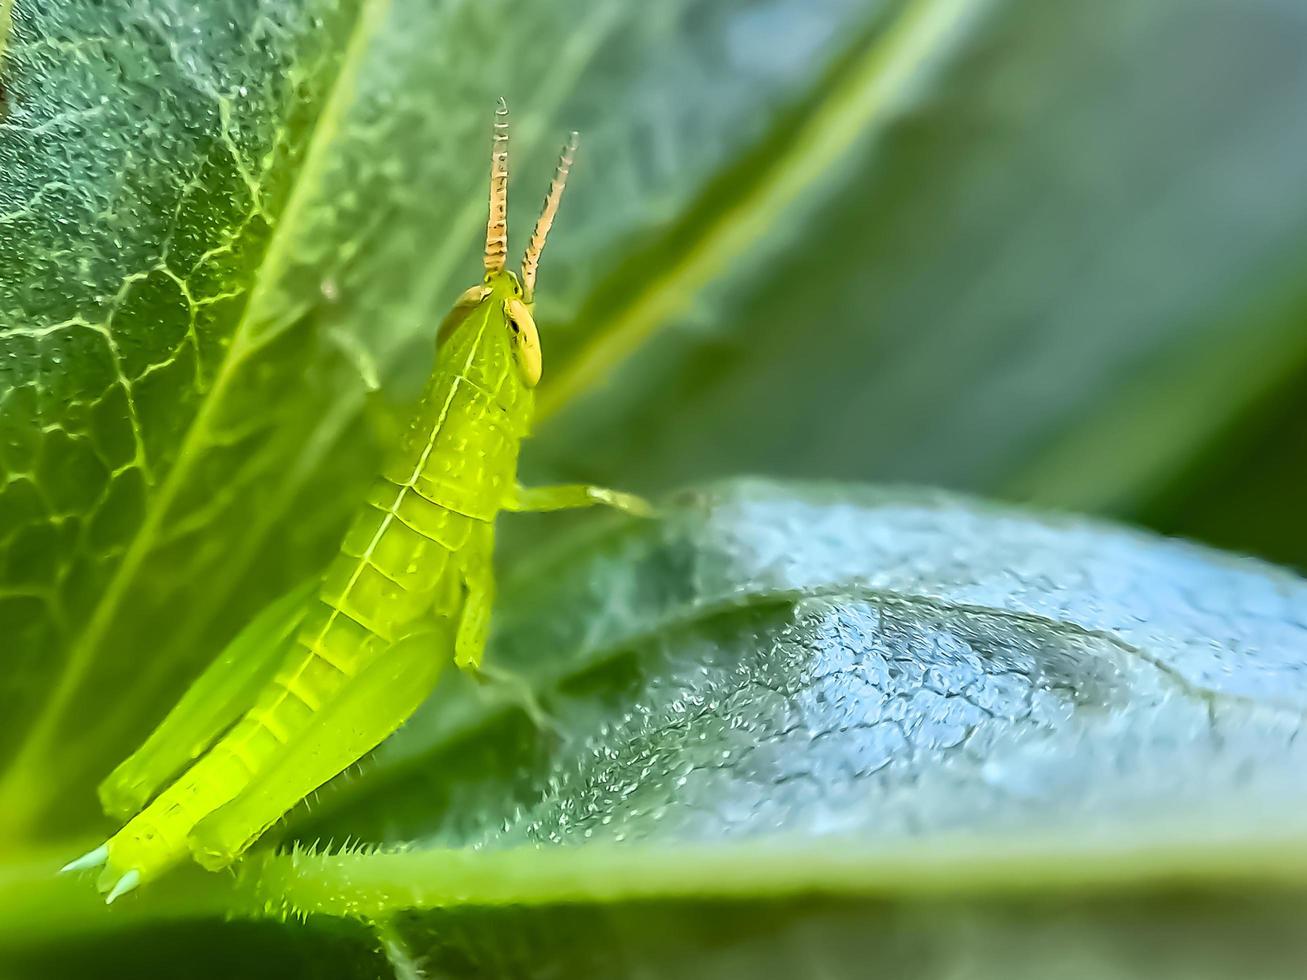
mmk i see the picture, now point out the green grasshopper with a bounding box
[61,100,650,903]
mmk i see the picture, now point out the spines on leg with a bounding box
[85,603,387,896]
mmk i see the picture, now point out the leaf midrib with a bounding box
[6,815,1305,944]
[240,820,1307,921]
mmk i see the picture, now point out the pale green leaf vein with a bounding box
[0,0,392,832]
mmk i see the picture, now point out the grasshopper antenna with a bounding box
[484,98,510,275]
[520,130,579,303]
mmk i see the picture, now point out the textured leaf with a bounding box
[256,480,1307,977]
[0,0,365,833]
[292,479,1307,838]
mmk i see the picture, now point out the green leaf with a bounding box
[0,0,371,833]
[9,479,1307,977]
[250,480,1307,978]
[290,479,1307,847]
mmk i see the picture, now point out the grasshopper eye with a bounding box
[504,298,541,387]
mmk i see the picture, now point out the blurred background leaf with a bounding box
[4,0,1307,973]
[529,0,1307,546]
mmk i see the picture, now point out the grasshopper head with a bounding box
[462,98,577,388]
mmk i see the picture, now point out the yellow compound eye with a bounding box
[504,298,542,387]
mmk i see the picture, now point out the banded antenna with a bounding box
[520,130,579,302]
[484,98,510,275]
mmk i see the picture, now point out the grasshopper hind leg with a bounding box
[188,624,452,870]
[64,620,451,900]
[97,582,313,820]
[60,584,313,901]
